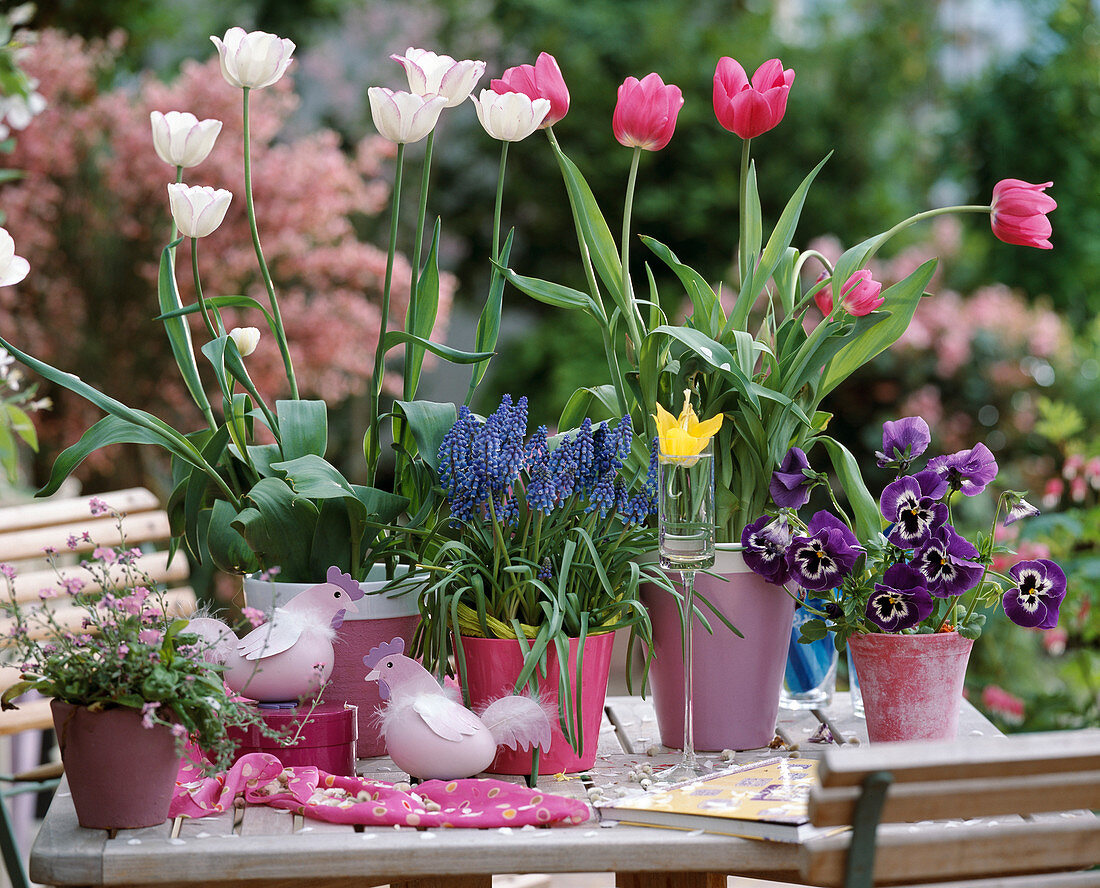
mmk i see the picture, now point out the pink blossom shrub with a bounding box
[1,30,453,488]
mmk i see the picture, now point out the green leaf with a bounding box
[467,230,514,400]
[232,477,318,581]
[640,237,723,338]
[653,325,761,414]
[0,424,16,484]
[184,425,231,560]
[158,243,212,419]
[206,498,260,576]
[4,403,36,449]
[382,330,494,365]
[743,159,763,281]
[500,267,601,316]
[817,435,882,542]
[393,400,457,474]
[818,258,937,398]
[404,218,442,399]
[558,385,619,433]
[276,399,327,461]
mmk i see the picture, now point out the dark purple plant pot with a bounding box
[51,700,180,830]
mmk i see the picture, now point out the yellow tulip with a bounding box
[654,389,723,462]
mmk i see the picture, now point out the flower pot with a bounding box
[51,700,180,830]
[641,545,795,750]
[456,631,615,774]
[847,631,974,743]
[243,565,421,757]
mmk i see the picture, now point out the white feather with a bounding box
[479,695,553,752]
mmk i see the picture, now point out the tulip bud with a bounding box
[990,179,1056,250]
[713,57,795,140]
[368,88,447,144]
[391,47,486,108]
[469,89,550,142]
[167,183,233,239]
[229,326,261,357]
[612,73,683,152]
[838,270,884,317]
[0,227,29,287]
[491,52,569,128]
[150,111,223,168]
[210,27,295,90]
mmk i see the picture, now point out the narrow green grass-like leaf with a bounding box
[467,230,513,400]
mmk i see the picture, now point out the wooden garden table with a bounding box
[29,693,1000,888]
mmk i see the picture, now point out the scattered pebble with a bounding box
[646,744,663,756]
[360,833,378,840]
[719,749,736,763]
[497,827,513,835]
[420,832,437,840]
[126,839,141,845]
[393,781,413,792]
[846,736,861,745]
[167,838,185,846]
[599,820,618,828]
[789,751,800,759]
[685,829,705,837]
[639,777,653,790]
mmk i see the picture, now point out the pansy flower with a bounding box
[768,447,813,509]
[927,443,998,496]
[912,525,984,597]
[865,563,934,631]
[1002,559,1067,629]
[741,516,792,585]
[876,416,931,470]
[880,470,948,549]
[1003,492,1041,527]
[785,511,861,592]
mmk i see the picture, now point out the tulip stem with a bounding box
[738,138,751,284]
[620,146,644,350]
[404,130,435,401]
[860,205,992,270]
[367,142,405,485]
[243,86,299,400]
[492,141,509,264]
[190,238,220,342]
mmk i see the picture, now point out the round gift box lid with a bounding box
[232,702,358,748]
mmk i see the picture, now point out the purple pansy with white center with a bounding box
[768,447,814,510]
[737,414,1066,654]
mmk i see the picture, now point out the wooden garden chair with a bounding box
[800,728,1100,887]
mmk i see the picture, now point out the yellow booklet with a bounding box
[598,756,819,842]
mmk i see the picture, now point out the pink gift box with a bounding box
[227,702,359,776]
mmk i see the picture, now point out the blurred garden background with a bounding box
[1,0,1098,733]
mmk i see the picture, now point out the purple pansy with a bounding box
[865,563,934,632]
[876,416,931,469]
[741,516,792,585]
[785,511,862,592]
[926,443,999,496]
[879,470,949,549]
[912,525,985,597]
[1003,560,1067,629]
[769,447,813,509]
[1003,494,1041,527]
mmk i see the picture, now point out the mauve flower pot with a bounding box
[457,632,615,774]
[847,631,974,743]
[51,700,180,830]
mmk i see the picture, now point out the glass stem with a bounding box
[680,567,697,771]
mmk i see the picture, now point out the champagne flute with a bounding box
[657,440,715,782]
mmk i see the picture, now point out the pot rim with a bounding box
[243,570,422,620]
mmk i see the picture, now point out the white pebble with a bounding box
[599,820,618,828]
[420,832,437,840]
[719,749,736,762]
[583,830,600,838]
[969,730,985,737]
[639,777,653,790]
[126,839,141,845]
[646,744,663,756]
[497,827,513,835]
[846,736,861,745]
[685,829,705,837]
[360,833,378,840]
[168,838,185,846]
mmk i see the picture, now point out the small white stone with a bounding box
[126,839,142,845]
[599,820,618,828]
[646,744,663,756]
[685,829,705,837]
[639,778,653,790]
[497,827,513,835]
[360,833,378,840]
[583,830,600,838]
[168,838,186,845]
[195,832,211,838]
[846,736,861,745]
[420,832,437,840]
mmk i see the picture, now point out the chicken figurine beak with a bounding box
[364,668,380,682]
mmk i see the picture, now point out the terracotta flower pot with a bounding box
[243,565,421,757]
[456,632,615,774]
[847,631,974,743]
[51,700,180,830]
[641,545,795,750]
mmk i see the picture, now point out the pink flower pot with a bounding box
[243,567,421,757]
[847,631,974,743]
[51,700,180,830]
[642,546,795,750]
[456,632,615,775]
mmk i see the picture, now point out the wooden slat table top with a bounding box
[30,694,1001,888]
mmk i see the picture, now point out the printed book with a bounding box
[597,756,822,842]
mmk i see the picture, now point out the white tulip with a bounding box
[150,111,223,168]
[210,27,295,90]
[469,90,550,142]
[367,88,447,144]
[167,184,233,239]
[0,227,29,287]
[390,47,486,108]
[229,326,261,357]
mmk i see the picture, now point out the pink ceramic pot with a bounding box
[51,700,180,830]
[847,631,974,743]
[243,566,421,757]
[457,632,615,775]
[642,545,795,751]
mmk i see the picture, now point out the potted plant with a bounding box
[493,53,1056,749]
[741,415,1067,742]
[407,394,665,776]
[0,502,272,829]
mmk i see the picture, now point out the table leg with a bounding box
[616,873,727,888]
[392,877,492,888]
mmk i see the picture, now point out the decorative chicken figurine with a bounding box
[187,566,361,705]
[364,637,552,781]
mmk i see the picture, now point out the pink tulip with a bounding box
[838,269,883,316]
[491,52,569,128]
[713,57,795,140]
[612,73,683,151]
[990,178,1056,250]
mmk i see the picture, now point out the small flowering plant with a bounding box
[741,416,1067,647]
[0,502,268,772]
[411,395,665,741]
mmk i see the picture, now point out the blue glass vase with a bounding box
[779,596,837,710]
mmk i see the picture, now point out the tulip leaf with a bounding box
[499,267,602,316]
[466,230,513,404]
[742,159,762,284]
[558,385,618,434]
[404,218,442,399]
[818,258,936,398]
[157,243,212,420]
[382,331,494,365]
[205,499,259,576]
[817,434,882,542]
[640,236,724,338]
[232,477,318,581]
[276,399,327,461]
[653,324,761,415]
[156,294,277,331]
[393,399,457,473]
[183,425,231,560]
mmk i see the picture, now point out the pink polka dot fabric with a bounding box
[171,748,590,828]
